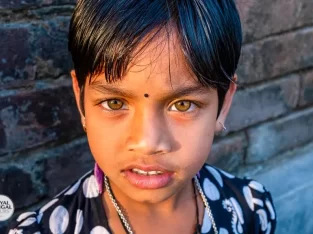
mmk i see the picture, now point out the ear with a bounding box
[215,74,237,133]
[71,70,85,125]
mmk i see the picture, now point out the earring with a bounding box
[94,163,104,194]
[219,122,227,131]
[82,117,86,132]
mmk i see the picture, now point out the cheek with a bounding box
[84,106,126,166]
[173,117,216,172]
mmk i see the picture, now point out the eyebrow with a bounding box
[89,82,211,100]
[90,82,137,99]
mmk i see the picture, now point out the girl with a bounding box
[7,0,276,233]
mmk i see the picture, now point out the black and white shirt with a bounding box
[6,164,276,234]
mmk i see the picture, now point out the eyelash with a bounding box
[95,99,128,112]
[95,99,202,113]
[168,101,200,113]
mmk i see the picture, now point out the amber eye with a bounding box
[173,101,191,112]
[106,99,124,110]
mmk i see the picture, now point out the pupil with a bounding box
[109,100,122,109]
[176,101,190,111]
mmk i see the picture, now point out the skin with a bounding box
[71,30,237,234]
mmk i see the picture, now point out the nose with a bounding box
[126,109,172,156]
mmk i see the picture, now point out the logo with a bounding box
[0,195,14,221]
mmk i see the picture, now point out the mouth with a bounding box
[122,165,174,189]
[130,168,164,176]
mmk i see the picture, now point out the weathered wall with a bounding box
[0,0,312,233]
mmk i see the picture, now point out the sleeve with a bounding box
[5,211,42,234]
[243,179,277,234]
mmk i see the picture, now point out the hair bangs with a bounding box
[69,0,172,87]
[175,0,242,90]
[68,0,242,115]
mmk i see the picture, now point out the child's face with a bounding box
[72,31,236,203]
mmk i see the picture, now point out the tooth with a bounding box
[131,168,164,176]
[132,168,148,175]
[148,171,164,175]
[147,171,158,175]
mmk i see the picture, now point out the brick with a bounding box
[0,119,6,150]
[246,107,313,163]
[0,0,36,9]
[226,74,300,132]
[0,0,76,9]
[42,138,93,197]
[208,133,247,173]
[46,0,76,4]
[237,0,313,42]
[237,27,313,84]
[29,17,72,79]
[0,25,35,83]
[0,166,40,208]
[0,79,83,155]
[299,69,313,106]
[0,18,73,84]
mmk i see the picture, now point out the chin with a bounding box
[124,186,180,204]
[110,175,185,204]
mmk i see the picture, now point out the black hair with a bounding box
[68,0,242,116]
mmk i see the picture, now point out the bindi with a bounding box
[144,93,149,98]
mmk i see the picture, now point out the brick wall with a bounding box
[1,0,312,233]
[211,0,313,172]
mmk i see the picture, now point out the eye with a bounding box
[101,99,127,110]
[169,100,196,112]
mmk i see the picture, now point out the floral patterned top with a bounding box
[6,164,276,234]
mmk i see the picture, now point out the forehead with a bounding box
[91,29,200,89]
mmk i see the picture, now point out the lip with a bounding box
[122,164,172,173]
[121,163,174,189]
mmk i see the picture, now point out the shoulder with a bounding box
[5,169,105,234]
[199,164,277,234]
